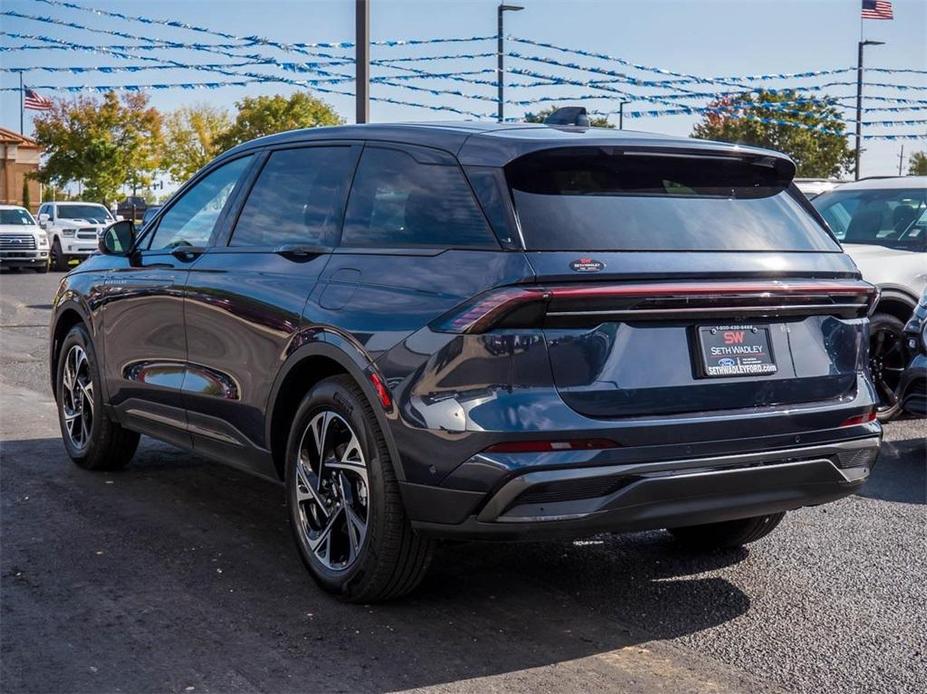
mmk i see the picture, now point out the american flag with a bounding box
[861,0,893,20]
[23,87,53,111]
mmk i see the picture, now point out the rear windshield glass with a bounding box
[505,148,839,252]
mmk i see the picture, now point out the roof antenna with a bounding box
[543,106,590,127]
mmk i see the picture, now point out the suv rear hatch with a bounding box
[496,145,873,418]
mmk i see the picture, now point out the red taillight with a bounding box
[840,410,877,427]
[485,438,620,453]
[433,286,548,333]
[368,371,392,410]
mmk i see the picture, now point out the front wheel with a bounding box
[51,239,69,272]
[286,375,433,602]
[668,512,785,550]
[56,324,139,470]
[34,260,49,273]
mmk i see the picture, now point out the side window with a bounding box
[231,146,357,247]
[148,155,252,250]
[341,147,496,249]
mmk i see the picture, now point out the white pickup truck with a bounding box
[37,201,116,271]
[0,205,50,272]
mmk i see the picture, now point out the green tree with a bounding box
[524,106,615,128]
[909,151,927,176]
[691,90,854,178]
[33,91,162,204]
[214,92,343,151]
[162,103,231,183]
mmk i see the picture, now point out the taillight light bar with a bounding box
[433,280,877,334]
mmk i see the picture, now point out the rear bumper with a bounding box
[407,436,880,540]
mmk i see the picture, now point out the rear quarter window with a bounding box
[341,147,497,249]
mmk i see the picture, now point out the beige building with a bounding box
[0,128,42,212]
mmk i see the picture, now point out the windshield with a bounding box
[505,148,838,252]
[0,208,36,226]
[812,187,927,252]
[56,204,113,224]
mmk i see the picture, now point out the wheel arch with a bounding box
[265,340,403,483]
[873,286,918,324]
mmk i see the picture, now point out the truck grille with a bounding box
[0,235,37,251]
[77,228,98,240]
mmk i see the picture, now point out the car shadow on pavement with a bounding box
[858,436,926,505]
[2,436,753,693]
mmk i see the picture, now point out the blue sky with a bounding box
[1,0,924,178]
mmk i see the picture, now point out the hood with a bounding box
[59,218,107,226]
[0,224,41,235]
[841,243,913,260]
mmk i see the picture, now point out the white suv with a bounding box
[0,205,49,272]
[37,201,115,271]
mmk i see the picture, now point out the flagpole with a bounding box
[19,72,24,135]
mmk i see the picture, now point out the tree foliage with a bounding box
[33,91,162,204]
[214,92,343,151]
[162,103,231,182]
[909,151,927,176]
[524,106,615,128]
[691,90,854,178]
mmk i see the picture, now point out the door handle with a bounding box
[170,245,207,260]
[275,244,331,258]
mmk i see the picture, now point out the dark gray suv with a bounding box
[49,123,881,601]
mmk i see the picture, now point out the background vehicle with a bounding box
[0,205,50,272]
[795,178,842,199]
[899,288,927,417]
[116,196,148,222]
[50,123,881,602]
[140,204,162,231]
[812,177,927,420]
[38,201,115,271]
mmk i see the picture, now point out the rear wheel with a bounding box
[286,375,433,602]
[868,313,907,422]
[668,512,785,550]
[56,324,139,470]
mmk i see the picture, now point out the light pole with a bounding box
[855,39,884,180]
[497,4,523,123]
[618,100,631,130]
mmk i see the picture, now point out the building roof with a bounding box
[0,127,40,148]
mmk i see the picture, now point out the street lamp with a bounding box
[855,39,884,180]
[618,100,631,129]
[497,4,524,123]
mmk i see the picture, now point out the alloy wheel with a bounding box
[294,410,370,572]
[869,324,906,412]
[61,345,94,450]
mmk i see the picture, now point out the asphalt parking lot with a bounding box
[1,268,925,694]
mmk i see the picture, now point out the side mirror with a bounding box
[38,213,49,226]
[99,220,136,256]
[115,215,125,222]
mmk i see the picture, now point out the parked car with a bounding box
[811,177,927,420]
[899,288,927,417]
[38,201,115,271]
[50,123,882,602]
[795,178,842,199]
[0,205,49,272]
[140,204,162,230]
[116,196,148,221]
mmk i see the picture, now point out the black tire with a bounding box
[868,313,907,422]
[56,323,140,470]
[285,374,433,602]
[34,260,49,273]
[668,512,785,550]
[51,239,69,272]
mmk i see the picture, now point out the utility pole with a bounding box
[19,72,24,135]
[898,144,905,175]
[497,4,523,123]
[356,0,370,124]
[855,39,884,180]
